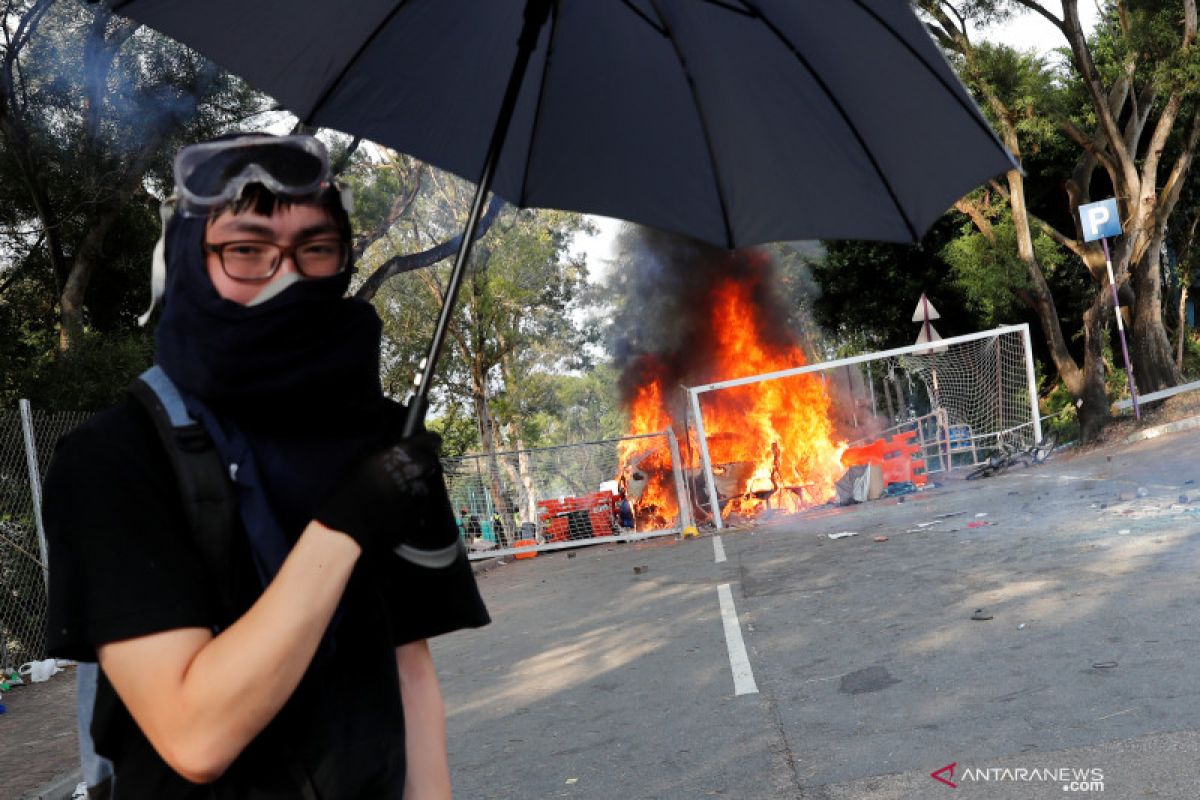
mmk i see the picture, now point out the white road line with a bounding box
[717,583,758,696]
[713,535,727,563]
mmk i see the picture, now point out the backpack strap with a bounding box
[129,366,239,618]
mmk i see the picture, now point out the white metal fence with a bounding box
[1,401,88,670]
[443,430,690,560]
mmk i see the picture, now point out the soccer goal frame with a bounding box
[685,323,1041,530]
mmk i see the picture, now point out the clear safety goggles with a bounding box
[172,135,332,216]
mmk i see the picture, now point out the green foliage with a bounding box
[810,216,980,348]
[1041,379,1080,442]
[519,367,626,446]
[357,162,597,452]
[1182,332,1200,380]
[427,405,481,458]
[16,329,154,410]
[0,1,270,408]
[940,211,1065,326]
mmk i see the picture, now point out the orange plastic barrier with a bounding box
[513,538,538,559]
[842,430,927,486]
[537,499,571,542]
[536,492,617,542]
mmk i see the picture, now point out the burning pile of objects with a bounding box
[612,231,851,527]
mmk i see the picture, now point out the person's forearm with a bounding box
[157,522,359,779]
[186,523,358,748]
[398,641,451,799]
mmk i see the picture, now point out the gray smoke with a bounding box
[606,226,799,414]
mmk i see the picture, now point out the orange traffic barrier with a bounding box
[513,538,538,559]
[842,430,927,486]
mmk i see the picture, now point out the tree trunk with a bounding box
[469,375,510,548]
[516,444,538,529]
[1128,244,1183,392]
[58,209,124,351]
[1078,295,1112,441]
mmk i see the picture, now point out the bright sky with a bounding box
[978,1,1101,50]
[570,4,1104,277]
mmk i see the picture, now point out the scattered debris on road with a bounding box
[971,608,993,620]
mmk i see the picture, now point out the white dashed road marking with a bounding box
[717,583,758,696]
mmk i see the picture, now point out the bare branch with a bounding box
[1057,0,1140,193]
[355,195,506,302]
[1009,0,1065,31]
[1058,116,1119,184]
[987,178,1088,258]
[953,197,995,242]
[1153,109,1200,240]
[330,135,362,177]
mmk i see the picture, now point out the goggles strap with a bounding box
[139,200,175,327]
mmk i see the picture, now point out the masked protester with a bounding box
[42,134,489,799]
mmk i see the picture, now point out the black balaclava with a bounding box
[154,208,392,586]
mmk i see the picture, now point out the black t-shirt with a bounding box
[44,398,489,799]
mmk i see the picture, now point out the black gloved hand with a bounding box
[316,433,462,564]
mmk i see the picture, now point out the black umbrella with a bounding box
[102,0,1017,435]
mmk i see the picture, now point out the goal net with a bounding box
[683,324,1040,529]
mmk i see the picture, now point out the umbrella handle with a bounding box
[402,0,553,437]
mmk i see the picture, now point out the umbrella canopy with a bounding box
[104,0,1015,248]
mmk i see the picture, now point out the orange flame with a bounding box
[620,274,846,524]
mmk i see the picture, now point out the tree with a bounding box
[0,1,276,407]
[810,217,982,350]
[919,0,1200,439]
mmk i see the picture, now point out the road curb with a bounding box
[1125,414,1200,444]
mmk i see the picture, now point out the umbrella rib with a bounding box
[518,0,562,206]
[645,0,736,249]
[743,1,918,241]
[618,0,668,36]
[302,0,413,125]
[697,0,755,17]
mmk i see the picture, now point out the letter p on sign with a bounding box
[1079,198,1122,242]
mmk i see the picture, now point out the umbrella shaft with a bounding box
[403,0,553,437]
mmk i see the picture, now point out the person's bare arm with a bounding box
[98,522,361,784]
[397,640,451,799]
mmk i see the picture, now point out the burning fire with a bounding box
[619,272,846,524]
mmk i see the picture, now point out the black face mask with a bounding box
[153,212,394,579]
[154,214,382,431]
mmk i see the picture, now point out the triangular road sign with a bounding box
[911,293,941,322]
[914,323,948,353]
[915,323,942,344]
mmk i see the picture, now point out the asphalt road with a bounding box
[435,427,1200,799]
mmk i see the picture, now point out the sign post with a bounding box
[1078,198,1139,420]
[912,294,951,469]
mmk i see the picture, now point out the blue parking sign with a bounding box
[1078,198,1122,242]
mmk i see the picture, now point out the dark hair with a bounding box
[213,182,353,243]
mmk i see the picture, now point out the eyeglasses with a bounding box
[205,239,349,282]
